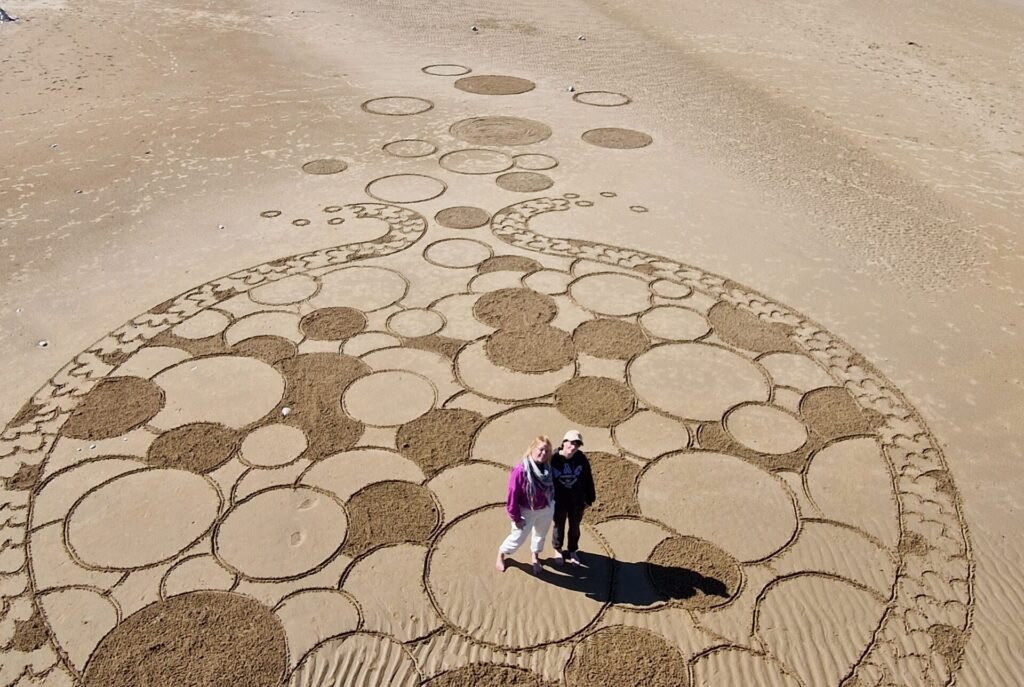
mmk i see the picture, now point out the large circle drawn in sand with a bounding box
[450,116,552,146]
[82,591,287,687]
[565,626,689,687]
[214,486,347,580]
[724,402,808,455]
[422,63,471,76]
[365,174,447,203]
[628,343,769,421]
[426,505,612,649]
[582,127,653,149]
[343,370,436,426]
[439,148,514,175]
[572,90,632,107]
[513,153,558,170]
[434,205,491,229]
[496,171,554,192]
[60,376,163,440]
[361,96,434,116]
[424,238,493,268]
[383,139,438,158]
[301,158,347,175]
[67,469,220,570]
[454,74,535,95]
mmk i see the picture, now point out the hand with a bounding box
[514,518,525,529]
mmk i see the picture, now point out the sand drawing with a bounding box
[0,66,971,687]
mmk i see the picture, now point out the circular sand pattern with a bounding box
[292,218,310,227]
[215,486,347,580]
[344,481,440,556]
[146,423,241,472]
[387,308,445,338]
[60,376,163,440]
[555,377,635,426]
[82,591,287,687]
[434,206,491,229]
[581,127,653,149]
[361,96,433,116]
[299,307,366,341]
[365,174,447,203]
[572,90,632,107]
[3,196,970,684]
[565,626,689,687]
[422,63,472,76]
[260,210,281,218]
[477,255,542,274]
[646,535,741,609]
[439,148,514,175]
[427,505,612,648]
[496,171,554,193]
[725,403,808,455]
[454,74,535,95]
[640,305,709,341]
[473,287,557,329]
[343,370,435,426]
[485,325,574,373]
[573,318,649,359]
[450,116,552,146]
[301,158,347,175]
[628,343,769,421]
[424,238,493,268]
[67,469,220,569]
[570,272,652,316]
[425,665,550,687]
[396,408,484,476]
[513,153,558,170]
[383,139,438,158]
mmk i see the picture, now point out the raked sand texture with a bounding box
[1,0,1021,685]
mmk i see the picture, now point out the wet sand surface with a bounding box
[1,0,1021,684]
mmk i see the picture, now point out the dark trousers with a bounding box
[552,500,586,552]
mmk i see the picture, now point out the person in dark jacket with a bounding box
[549,429,595,565]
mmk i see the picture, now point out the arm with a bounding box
[506,465,523,526]
[582,454,596,506]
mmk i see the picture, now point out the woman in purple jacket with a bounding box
[496,435,555,576]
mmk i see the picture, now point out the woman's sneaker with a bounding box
[567,552,581,565]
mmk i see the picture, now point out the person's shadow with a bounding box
[521,551,732,607]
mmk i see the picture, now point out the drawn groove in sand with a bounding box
[434,206,491,229]
[396,408,485,476]
[496,171,554,192]
[438,148,514,175]
[477,255,542,274]
[454,74,536,95]
[513,153,558,170]
[581,127,653,149]
[572,90,632,107]
[145,422,241,473]
[343,481,441,557]
[81,591,287,687]
[572,318,650,360]
[300,158,347,175]
[60,376,164,440]
[422,63,472,77]
[555,376,636,426]
[564,626,690,687]
[383,138,438,158]
[450,116,552,146]
[360,96,434,116]
[365,173,447,203]
[473,287,558,329]
[298,307,366,341]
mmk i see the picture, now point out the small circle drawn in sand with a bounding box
[259,210,281,218]
[383,139,438,158]
[435,206,491,229]
[422,63,472,76]
[301,158,347,175]
[496,171,554,193]
[572,90,632,107]
[323,205,343,213]
[450,116,552,146]
[327,217,345,225]
[630,205,649,213]
[439,148,514,175]
[582,127,653,149]
[361,96,434,116]
[366,174,447,203]
[291,218,310,227]
[454,74,535,95]
[513,153,558,170]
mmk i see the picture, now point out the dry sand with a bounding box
[1,0,1022,684]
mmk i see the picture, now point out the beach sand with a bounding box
[1,0,1021,684]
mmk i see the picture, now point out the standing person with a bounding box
[550,430,595,566]
[496,436,555,576]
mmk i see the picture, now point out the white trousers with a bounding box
[499,505,555,555]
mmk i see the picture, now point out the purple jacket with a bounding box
[505,462,552,523]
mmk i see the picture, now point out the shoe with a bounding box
[567,552,581,565]
[531,559,543,575]
[552,550,564,566]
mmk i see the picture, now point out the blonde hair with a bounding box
[525,435,552,458]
